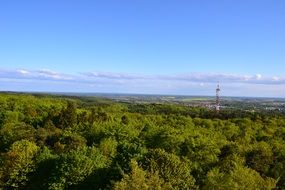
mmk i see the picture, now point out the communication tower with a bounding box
[216,83,221,112]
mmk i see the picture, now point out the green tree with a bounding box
[246,141,273,175]
[0,140,39,189]
[144,149,197,189]
[58,101,77,129]
[204,165,276,190]
[113,160,169,190]
[48,146,108,189]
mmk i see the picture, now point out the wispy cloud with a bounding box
[83,71,149,80]
[1,68,285,85]
[161,73,285,85]
[0,69,74,81]
[1,68,285,97]
[83,71,285,85]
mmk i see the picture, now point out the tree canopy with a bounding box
[0,93,284,189]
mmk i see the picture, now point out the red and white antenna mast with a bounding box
[216,83,221,112]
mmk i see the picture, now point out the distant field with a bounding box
[181,98,213,102]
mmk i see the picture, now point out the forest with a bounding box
[1,93,285,190]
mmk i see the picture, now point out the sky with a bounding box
[1,0,285,97]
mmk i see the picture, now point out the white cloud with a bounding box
[1,68,285,96]
[17,69,30,75]
[37,69,73,80]
[255,74,262,80]
[83,71,149,80]
[1,68,285,85]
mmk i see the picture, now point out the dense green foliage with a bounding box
[1,93,285,189]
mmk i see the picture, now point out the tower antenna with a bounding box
[216,82,221,112]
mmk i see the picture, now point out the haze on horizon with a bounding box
[1,0,285,97]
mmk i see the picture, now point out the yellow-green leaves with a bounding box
[1,140,39,189]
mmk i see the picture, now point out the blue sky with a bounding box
[1,0,285,97]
